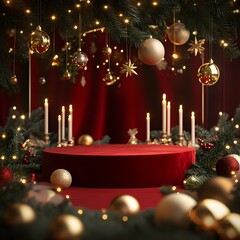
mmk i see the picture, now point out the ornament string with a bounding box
[28,50,31,118]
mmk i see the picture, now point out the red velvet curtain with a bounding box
[0,31,240,143]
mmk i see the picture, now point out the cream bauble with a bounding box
[155,193,197,228]
[138,37,165,65]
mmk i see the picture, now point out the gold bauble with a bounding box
[167,22,190,45]
[10,75,17,84]
[109,194,140,216]
[39,76,46,85]
[62,70,72,81]
[138,37,165,65]
[72,49,88,69]
[197,59,220,86]
[155,193,197,228]
[28,25,50,54]
[3,203,36,226]
[198,176,235,209]
[217,213,240,240]
[189,199,230,231]
[102,72,118,86]
[102,45,112,57]
[50,169,72,189]
[77,134,94,145]
[50,214,84,240]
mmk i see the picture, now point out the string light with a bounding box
[152,1,158,6]
[65,195,70,199]
[1,156,5,160]
[235,124,239,128]
[56,187,62,192]
[12,155,17,160]
[103,5,109,10]
[25,9,31,14]
[215,126,219,131]
[122,216,128,222]
[102,214,108,220]
[51,15,56,21]
[225,145,230,150]
[78,209,83,215]
[2,133,6,139]
[12,115,16,119]
[20,114,25,120]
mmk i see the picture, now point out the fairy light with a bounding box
[96,65,100,69]
[73,25,78,30]
[233,140,237,144]
[182,66,186,70]
[120,49,124,53]
[183,180,187,185]
[172,186,177,191]
[215,126,219,131]
[12,115,16,119]
[115,62,119,66]
[20,114,25,120]
[103,5,109,10]
[56,187,62,192]
[20,178,27,184]
[225,145,230,150]
[2,133,6,139]
[51,15,56,21]
[172,53,179,59]
[171,67,175,71]
[20,30,23,34]
[68,9,72,13]
[95,20,100,25]
[12,155,17,160]
[193,30,197,35]
[17,127,21,131]
[13,106,17,110]
[1,156,5,160]
[25,9,31,14]
[124,18,129,24]
[152,1,158,6]
[65,195,70,199]
[219,112,223,116]
[119,13,123,17]
[87,0,91,3]
[102,214,108,220]
[137,2,141,7]
[122,216,128,222]
[235,124,239,128]
[78,209,83,215]
[76,4,81,8]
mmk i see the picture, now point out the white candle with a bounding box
[61,106,65,140]
[179,105,183,136]
[162,93,167,133]
[167,101,171,136]
[44,98,48,135]
[68,115,72,141]
[58,115,61,144]
[69,104,73,138]
[146,112,150,142]
[191,111,195,145]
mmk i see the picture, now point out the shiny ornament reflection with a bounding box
[102,45,112,57]
[102,72,118,85]
[197,59,220,86]
[10,75,17,84]
[72,49,88,69]
[39,77,46,85]
[28,26,50,54]
[62,70,71,81]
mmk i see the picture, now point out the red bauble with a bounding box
[0,166,13,187]
[216,155,240,177]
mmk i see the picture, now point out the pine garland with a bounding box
[0,0,240,92]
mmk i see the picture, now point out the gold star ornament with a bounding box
[187,37,205,56]
[120,59,138,77]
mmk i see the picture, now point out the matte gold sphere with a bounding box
[50,169,72,189]
[77,134,94,145]
[3,203,36,226]
[109,194,140,216]
[197,59,220,86]
[138,37,165,65]
[28,25,50,54]
[50,214,84,240]
[102,45,112,57]
[155,193,197,228]
[189,199,230,231]
[167,22,190,45]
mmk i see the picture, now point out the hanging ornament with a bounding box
[187,37,205,56]
[10,74,17,84]
[62,70,71,81]
[51,54,60,67]
[80,75,86,87]
[102,45,112,57]
[102,72,118,86]
[138,37,165,65]
[39,76,46,85]
[120,59,138,77]
[197,59,220,86]
[167,22,190,45]
[72,49,88,69]
[28,26,50,54]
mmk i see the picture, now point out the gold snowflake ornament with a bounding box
[120,59,138,77]
[187,37,205,56]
